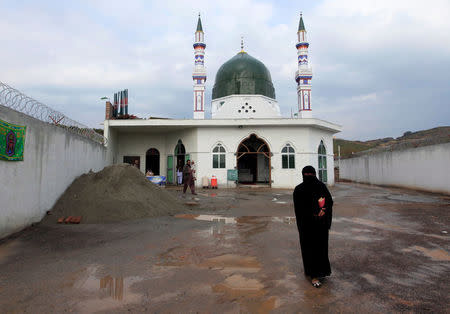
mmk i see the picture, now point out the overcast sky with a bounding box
[1,0,449,140]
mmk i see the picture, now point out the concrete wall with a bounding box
[0,106,107,238]
[340,143,450,194]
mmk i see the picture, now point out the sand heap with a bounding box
[44,164,185,223]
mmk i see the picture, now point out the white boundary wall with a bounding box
[340,143,450,194]
[0,106,107,239]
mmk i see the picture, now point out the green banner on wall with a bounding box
[0,119,26,161]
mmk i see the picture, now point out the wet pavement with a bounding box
[0,183,449,313]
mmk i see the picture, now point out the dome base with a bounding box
[212,94,281,119]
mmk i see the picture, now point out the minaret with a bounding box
[295,13,313,118]
[193,14,206,119]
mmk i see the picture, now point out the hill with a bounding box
[334,126,450,159]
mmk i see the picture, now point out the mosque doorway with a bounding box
[174,140,186,170]
[167,139,188,184]
[236,134,271,186]
[145,148,160,175]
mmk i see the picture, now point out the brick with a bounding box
[70,216,81,224]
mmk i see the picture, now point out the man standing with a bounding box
[293,165,333,288]
[190,160,197,195]
[182,160,197,195]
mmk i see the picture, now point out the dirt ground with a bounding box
[0,183,449,313]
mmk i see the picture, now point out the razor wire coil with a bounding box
[0,82,106,144]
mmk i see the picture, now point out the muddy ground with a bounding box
[0,183,449,313]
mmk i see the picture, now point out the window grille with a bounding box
[318,140,327,182]
[281,144,295,169]
[212,144,226,168]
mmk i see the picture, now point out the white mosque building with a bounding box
[103,14,341,188]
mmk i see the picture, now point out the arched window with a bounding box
[318,140,327,182]
[281,144,295,169]
[212,144,226,168]
[146,148,160,175]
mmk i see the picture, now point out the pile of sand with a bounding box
[43,164,185,224]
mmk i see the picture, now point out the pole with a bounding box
[338,145,341,169]
[125,89,128,115]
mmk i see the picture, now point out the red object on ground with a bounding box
[64,216,73,224]
[57,217,65,224]
[211,175,218,188]
[318,197,325,208]
[70,216,82,224]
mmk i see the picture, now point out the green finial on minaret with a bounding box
[196,13,203,32]
[298,12,305,32]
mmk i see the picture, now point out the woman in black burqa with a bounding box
[293,165,333,288]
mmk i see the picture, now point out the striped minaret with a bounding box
[124,89,128,115]
[119,90,124,116]
[192,14,206,119]
[295,13,313,118]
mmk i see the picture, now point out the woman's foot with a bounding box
[311,278,321,288]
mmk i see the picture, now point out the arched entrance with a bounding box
[236,134,271,185]
[167,140,188,185]
[145,148,160,175]
[174,139,186,170]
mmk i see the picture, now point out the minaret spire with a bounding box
[193,14,206,119]
[295,12,313,118]
[240,36,244,52]
[196,13,203,32]
[298,12,305,31]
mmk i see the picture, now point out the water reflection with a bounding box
[100,275,124,300]
[73,265,143,313]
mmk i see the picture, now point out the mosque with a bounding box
[103,14,341,188]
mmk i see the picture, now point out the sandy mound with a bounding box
[43,164,185,223]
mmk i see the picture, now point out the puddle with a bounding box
[214,274,264,293]
[200,254,261,273]
[351,228,373,233]
[213,274,278,313]
[385,194,440,203]
[352,235,382,241]
[402,246,450,261]
[175,214,199,219]
[335,217,448,240]
[176,214,296,225]
[330,230,348,237]
[73,265,143,313]
[334,217,406,232]
[196,215,237,224]
[271,216,296,224]
[329,230,380,241]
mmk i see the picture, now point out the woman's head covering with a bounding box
[302,165,317,183]
[302,165,316,175]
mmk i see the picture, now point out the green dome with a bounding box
[212,52,276,100]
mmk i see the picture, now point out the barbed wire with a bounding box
[0,82,106,144]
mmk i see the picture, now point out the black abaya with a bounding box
[293,175,333,278]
